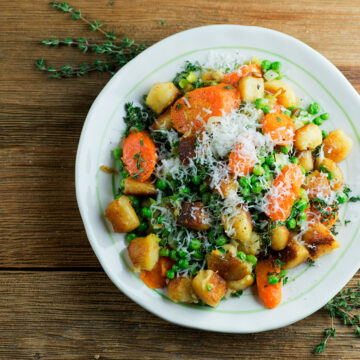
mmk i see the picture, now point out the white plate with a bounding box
[76,25,360,333]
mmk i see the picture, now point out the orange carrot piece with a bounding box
[256,259,282,309]
[122,130,157,182]
[262,112,295,146]
[229,141,255,177]
[271,102,282,113]
[307,205,338,229]
[140,256,174,289]
[171,83,240,133]
[265,165,304,221]
[223,64,262,85]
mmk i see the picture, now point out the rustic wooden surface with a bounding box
[1,0,360,358]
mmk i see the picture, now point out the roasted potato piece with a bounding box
[297,150,314,172]
[105,196,140,233]
[215,178,238,199]
[207,250,252,281]
[168,276,198,303]
[323,129,353,163]
[303,170,330,200]
[151,108,173,130]
[192,270,227,307]
[178,134,196,165]
[237,232,262,255]
[227,274,254,292]
[303,223,339,260]
[238,76,264,102]
[123,178,158,196]
[276,238,309,269]
[145,82,180,114]
[178,202,211,231]
[222,243,238,257]
[317,158,344,190]
[271,225,289,251]
[128,234,160,271]
[294,123,322,151]
[264,80,299,108]
[221,207,252,243]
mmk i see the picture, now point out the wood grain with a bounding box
[1,0,360,358]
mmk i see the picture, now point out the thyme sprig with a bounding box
[313,282,360,354]
[36,1,147,78]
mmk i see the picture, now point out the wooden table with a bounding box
[1,0,359,358]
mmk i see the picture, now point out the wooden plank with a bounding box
[0,270,359,359]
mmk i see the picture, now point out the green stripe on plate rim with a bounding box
[95,45,360,314]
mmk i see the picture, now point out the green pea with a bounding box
[192,175,201,185]
[279,269,288,278]
[199,183,208,193]
[159,239,166,247]
[254,98,266,109]
[280,146,290,154]
[296,199,308,211]
[290,156,298,164]
[178,258,189,269]
[287,218,297,229]
[246,254,258,265]
[137,222,147,233]
[313,117,323,126]
[179,186,191,194]
[141,207,152,218]
[208,231,216,241]
[298,211,307,223]
[241,187,251,197]
[239,176,250,188]
[113,147,121,159]
[252,182,263,194]
[237,251,246,261]
[129,196,140,208]
[337,192,348,204]
[271,61,282,72]
[268,275,280,285]
[250,175,258,184]
[156,179,167,190]
[172,264,179,272]
[189,238,202,250]
[308,102,320,115]
[261,59,272,71]
[320,112,329,120]
[160,248,170,257]
[170,249,178,261]
[192,250,204,260]
[265,155,275,167]
[322,130,328,139]
[253,165,264,176]
[166,270,175,279]
[178,249,188,258]
[262,105,271,114]
[126,233,137,242]
[216,236,228,246]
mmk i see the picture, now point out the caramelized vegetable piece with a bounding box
[238,76,264,102]
[140,256,174,289]
[262,112,295,146]
[178,134,196,165]
[123,178,158,196]
[323,129,353,163]
[105,196,140,233]
[207,250,252,281]
[255,259,282,309]
[146,82,180,114]
[271,225,289,251]
[227,274,254,292]
[294,123,322,151]
[223,63,262,85]
[151,108,173,130]
[265,165,304,221]
[221,207,253,243]
[264,80,299,108]
[192,270,227,307]
[303,223,339,260]
[316,158,343,190]
[178,202,211,231]
[171,83,239,133]
[168,276,198,303]
[303,170,330,200]
[128,234,160,271]
[122,131,157,182]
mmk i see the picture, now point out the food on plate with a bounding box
[104,55,356,309]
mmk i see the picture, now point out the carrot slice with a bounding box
[271,102,282,113]
[255,259,282,309]
[171,83,240,133]
[223,64,262,85]
[262,112,295,146]
[265,164,304,221]
[229,140,256,177]
[140,256,174,289]
[122,130,157,182]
